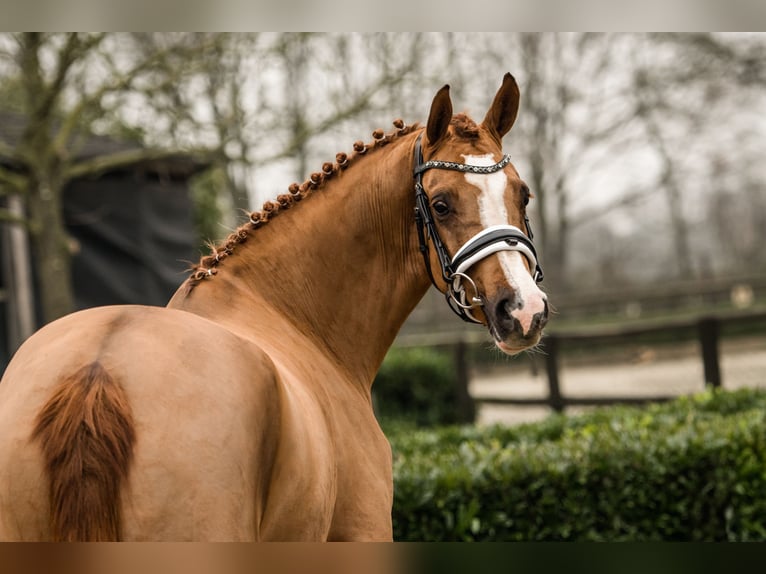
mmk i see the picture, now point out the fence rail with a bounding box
[397,309,766,416]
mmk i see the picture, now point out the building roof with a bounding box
[0,110,212,179]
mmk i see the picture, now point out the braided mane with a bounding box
[185,119,420,291]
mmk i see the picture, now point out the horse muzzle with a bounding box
[484,286,549,354]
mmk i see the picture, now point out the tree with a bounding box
[499,33,766,290]
[248,33,426,203]
[0,33,214,325]
[501,33,642,291]
[626,33,766,280]
[4,32,763,331]
[0,33,431,326]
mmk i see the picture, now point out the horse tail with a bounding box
[32,361,135,541]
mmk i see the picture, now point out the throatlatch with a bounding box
[412,134,544,324]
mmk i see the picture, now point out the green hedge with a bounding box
[390,388,766,541]
[374,347,469,427]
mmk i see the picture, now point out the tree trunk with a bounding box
[3,193,37,347]
[26,175,75,324]
[16,33,76,325]
[640,97,694,279]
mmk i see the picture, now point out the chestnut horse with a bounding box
[0,74,547,541]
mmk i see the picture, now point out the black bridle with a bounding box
[412,133,544,324]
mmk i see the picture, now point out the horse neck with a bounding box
[170,131,429,387]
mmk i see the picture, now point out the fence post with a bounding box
[542,335,565,413]
[452,340,476,423]
[698,317,722,388]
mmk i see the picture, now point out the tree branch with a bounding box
[54,35,220,155]
[37,34,88,116]
[0,137,19,158]
[65,148,214,180]
[569,186,655,230]
[260,64,416,165]
[0,207,29,227]
[651,33,766,85]
[0,166,27,191]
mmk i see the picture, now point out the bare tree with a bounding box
[492,33,766,291]
[505,33,641,290]
[626,33,766,280]
[0,33,214,324]
[117,33,428,208]
[5,32,762,329]
[0,32,433,324]
[257,33,425,197]
[631,67,694,279]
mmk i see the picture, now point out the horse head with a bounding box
[415,73,548,354]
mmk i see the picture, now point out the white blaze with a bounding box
[463,154,547,335]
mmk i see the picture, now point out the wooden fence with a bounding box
[397,309,766,417]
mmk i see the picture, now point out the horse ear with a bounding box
[426,84,453,147]
[481,73,520,142]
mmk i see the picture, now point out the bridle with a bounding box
[412,133,544,324]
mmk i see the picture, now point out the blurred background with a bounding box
[1,32,764,425]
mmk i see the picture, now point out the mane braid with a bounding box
[184,119,420,291]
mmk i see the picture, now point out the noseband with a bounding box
[412,134,544,324]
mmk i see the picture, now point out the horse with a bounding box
[0,73,548,541]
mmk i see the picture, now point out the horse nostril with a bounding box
[496,295,521,322]
[531,305,549,332]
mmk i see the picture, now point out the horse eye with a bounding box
[432,200,450,216]
[523,196,530,207]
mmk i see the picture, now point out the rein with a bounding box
[412,133,544,324]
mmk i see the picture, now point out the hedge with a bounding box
[389,388,766,541]
[374,347,469,427]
